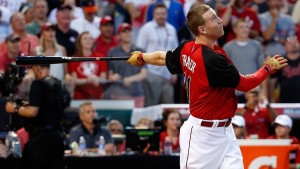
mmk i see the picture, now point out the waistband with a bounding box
[187,115,231,128]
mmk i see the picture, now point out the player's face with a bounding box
[80,105,97,124]
[275,124,290,138]
[165,112,181,131]
[202,9,224,40]
[81,33,94,50]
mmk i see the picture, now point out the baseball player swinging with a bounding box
[126,4,288,169]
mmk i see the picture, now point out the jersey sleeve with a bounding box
[165,42,186,74]
[205,53,240,88]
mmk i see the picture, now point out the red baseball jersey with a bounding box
[166,41,240,120]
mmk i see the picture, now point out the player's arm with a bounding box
[6,102,39,117]
[126,42,186,74]
[206,54,287,91]
[236,56,288,92]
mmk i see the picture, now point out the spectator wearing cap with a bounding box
[232,115,246,139]
[94,16,119,56]
[105,23,147,107]
[55,4,79,56]
[0,34,21,73]
[267,115,300,168]
[0,12,40,56]
[25,0,49,36]
[70,0,101,39]
[48,0,84,24]
[19,2,34,24]
[0,7,12,42]
[35,22,68,80]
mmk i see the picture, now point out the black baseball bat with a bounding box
[16,56,129,65]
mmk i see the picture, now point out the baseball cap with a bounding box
[19,2,33,15]
[40,22,56,33]
[5,34,21,43]
[100,15,113,26]
[57,4,72,11]
[82,0,98,13]
[118,23,131,34]
[274,115,292,128]
[231,115,245,127]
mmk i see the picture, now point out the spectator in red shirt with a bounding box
[68,31,107,99]
[267,115,300,168]
[0,12,40,56]
[219,0,261,44]
[239,86,277,138]
[94,16,119,56]
[160,109,181,153]
[0,34,21,73]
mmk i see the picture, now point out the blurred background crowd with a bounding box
[0,0,299,163]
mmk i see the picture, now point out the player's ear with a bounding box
[198,26,207,34]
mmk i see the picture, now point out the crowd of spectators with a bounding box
[0,0,299,164]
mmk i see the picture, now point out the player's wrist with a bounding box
[14,105,19,114]
[137,52,145,64]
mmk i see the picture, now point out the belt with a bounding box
[201,118,232,127]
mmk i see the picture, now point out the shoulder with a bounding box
[223,41,236,49]
[166,23,177,32]
[70,124,82,134]
[290,136,300,144]
[249,39,262,48]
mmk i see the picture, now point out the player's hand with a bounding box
[263,55,288,74]
[5,102,17,113]
[126,51,145,66]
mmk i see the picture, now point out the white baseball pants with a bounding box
[180,115,244,169]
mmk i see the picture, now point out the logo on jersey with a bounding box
[182,55,196,73]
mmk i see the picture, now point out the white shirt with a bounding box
[70,16,101,39]
[48,7,85,24]
[136,21,178,80]
[0,6,12,23]
[0,0,26,13]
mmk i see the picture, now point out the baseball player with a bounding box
[127,4,288,169]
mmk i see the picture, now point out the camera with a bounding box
[0,63,25,103]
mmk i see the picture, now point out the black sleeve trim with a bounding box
[203,47,240,88]
[166,41,187,74]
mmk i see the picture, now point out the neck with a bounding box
[36,18,46,25]
[102,35,112,43]
[120,41,132,53]
[15,31,27,39]
[195,36,215,49]
[8,51,19,59]
[277,135,289,139]
[83,49,92,57]
[83,122,94,134]
[236,37,248,42]
[287,51,300,61]
[58,24,69,33]
[166,128,178,137]
[44,40,55,49]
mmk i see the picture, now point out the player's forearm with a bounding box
[236,67,269,92]
[18,105,38,118]
[142,51,167,66]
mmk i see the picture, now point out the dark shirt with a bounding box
[69,123,113,148]
[55,26,78,56]
[272,57,300,103]
[29,76,64,129]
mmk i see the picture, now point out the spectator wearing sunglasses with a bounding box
[0,34,21,73]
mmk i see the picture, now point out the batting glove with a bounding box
[126,51,145,66]
[263,55,288,74]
